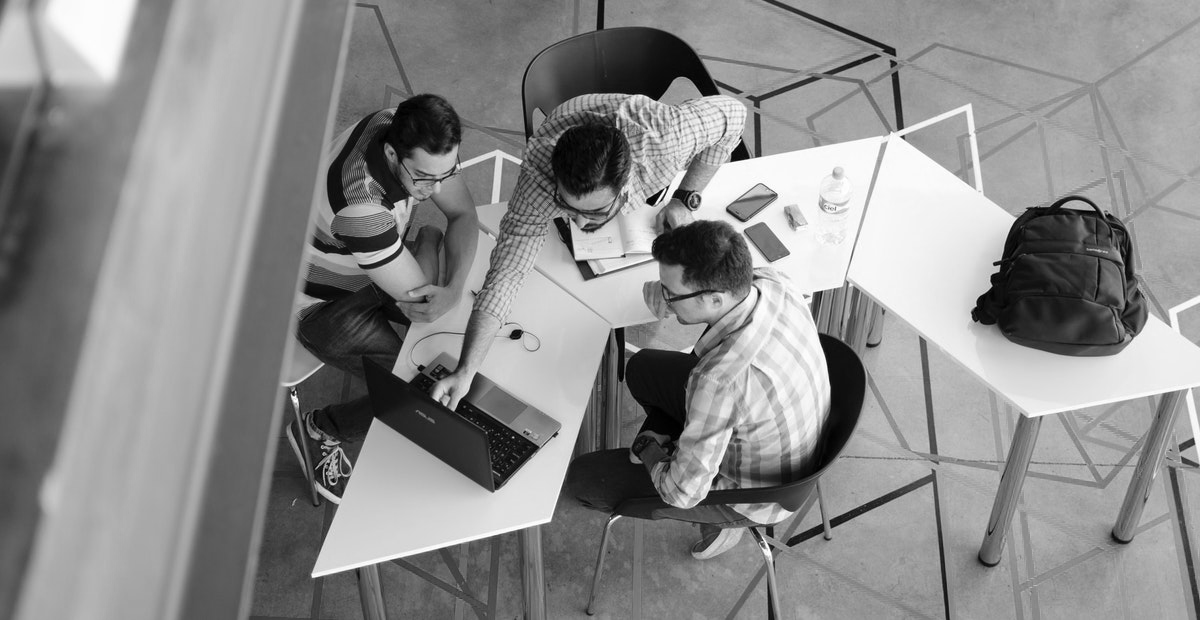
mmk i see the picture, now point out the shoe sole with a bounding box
[286,422,342,505]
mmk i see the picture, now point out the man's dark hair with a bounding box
[386,94,462,159]
[652,220,753,298]
[550,122,631,197]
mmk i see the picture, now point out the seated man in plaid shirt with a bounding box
[565,220,832,559]
[428,93,746,410]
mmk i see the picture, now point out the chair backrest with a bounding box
[521,27,750,161]
[615,333,866,519]
[809,333,867,481]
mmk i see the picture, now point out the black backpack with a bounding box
[971,195,1148,356]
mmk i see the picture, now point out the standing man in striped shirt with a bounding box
[288,94,479,503]
[564,220,831,559]
[429,93,747,410]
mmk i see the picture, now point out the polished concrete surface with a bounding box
[251,1,1200,618]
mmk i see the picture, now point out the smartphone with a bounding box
[744,222,790,262]
[726,183,778,222]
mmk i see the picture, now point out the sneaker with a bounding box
[690,525,744,560]
[287,413,353,504]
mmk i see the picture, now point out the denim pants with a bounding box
[296,284,408,442]
[563,349,756,528]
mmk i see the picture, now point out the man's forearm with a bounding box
[440,210,478,294]
[456,309,503,377]
[677,160,721,193]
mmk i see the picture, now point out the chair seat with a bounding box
[282,341,324,387]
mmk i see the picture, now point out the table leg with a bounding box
[356,564,387,620]
[579,329,622,454]
[812,284,879,356]
[1112,389,1186,543]
[811,286,847,337]
[518,526,547,620]
[978,414,1043,567]
[842,287,874,356]
[602,329,622,450]
[866,305,885,347]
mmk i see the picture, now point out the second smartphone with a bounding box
[744,222,790,262]
[725,182,778,222]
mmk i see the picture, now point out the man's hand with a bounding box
[643,281,675,319]
[429,369,474,411]
[655,199,695,234]
[394,284,461,323]
[633,430,674,469]
[636,430,672,448]
[634,430,674,470]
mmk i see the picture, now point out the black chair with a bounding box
[584,334,866,618]
[521,26,751,161]
[522,27,752,387]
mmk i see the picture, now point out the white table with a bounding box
[848,135,1200,564]
[312,231,611,619]
[476,136,887,327]
[477,136,888,450]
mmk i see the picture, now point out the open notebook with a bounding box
[556,206,657,278]
[566,207,657,260]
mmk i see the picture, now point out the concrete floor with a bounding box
[251,1,1200,618]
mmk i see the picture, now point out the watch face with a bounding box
[676,190,701,210]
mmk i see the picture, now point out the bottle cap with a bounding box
[832,167,844,179]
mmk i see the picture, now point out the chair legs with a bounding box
[747,527,781,619]
[816,481,832,540]
[587,518,790,618]
[289,385,321,507]
[585,514,623,615]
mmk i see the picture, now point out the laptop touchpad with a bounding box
[474,387,525,424]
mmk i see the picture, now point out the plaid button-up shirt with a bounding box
[472,93,746,321]
[650,268,831,525]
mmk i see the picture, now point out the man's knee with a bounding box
[625,350,654,400]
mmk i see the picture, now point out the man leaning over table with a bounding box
[429,93,747,409]
[565,220,832,559]
[287,94,479,504]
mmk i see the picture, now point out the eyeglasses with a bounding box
[660,283,720,304]
[399,157,461,188]
[553,185,622,231]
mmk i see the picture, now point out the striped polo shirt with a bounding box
[650,268,832,525]
[296,109,416,319]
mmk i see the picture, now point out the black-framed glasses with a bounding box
[553,185,622,231]
[399,156,461,188]
[660,283,720,304]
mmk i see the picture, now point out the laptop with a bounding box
[363,353,562,492]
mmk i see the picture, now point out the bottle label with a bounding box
[818,196,850,214]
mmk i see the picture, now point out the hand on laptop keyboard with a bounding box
[430,371,472,411]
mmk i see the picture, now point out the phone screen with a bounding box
[726,183,778,222]
[744,222,790,262]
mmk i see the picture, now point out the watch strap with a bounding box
[631,434,657,457]
[672,189,701,211]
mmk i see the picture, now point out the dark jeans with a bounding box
[296,284,408,442]
[563,349,756,528]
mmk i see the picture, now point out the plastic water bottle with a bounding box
[817,167,853,245]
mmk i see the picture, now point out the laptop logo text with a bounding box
[415,409,435,424]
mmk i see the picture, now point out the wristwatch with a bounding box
[672,189,702,211]
[631,434,659,459]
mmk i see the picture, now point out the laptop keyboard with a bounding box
[410,372,537,481]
